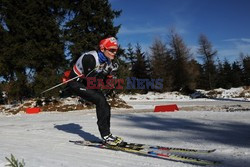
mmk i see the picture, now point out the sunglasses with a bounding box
[106,49,117,53]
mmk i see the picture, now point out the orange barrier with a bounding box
[154,104,179,112]
[26,107,41,114]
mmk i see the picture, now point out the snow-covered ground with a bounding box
[119,87,250,102]
[0,109,250,167]
[119,88,250,110]
[119,91,193,101]
[0,87,250,167]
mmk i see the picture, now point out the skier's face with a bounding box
[102,47,117,60]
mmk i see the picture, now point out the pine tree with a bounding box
[216,59,243,89]
[219,59,232,89]
[216,59,224,88]
[231,61,243,87]
[64,0,121,64]
[126,43,136,66]
[0,0,67,99]
[130,43,149,93]
[132,43,149,79]
[242,54,250,85]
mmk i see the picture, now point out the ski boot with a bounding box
[102,134,124,146]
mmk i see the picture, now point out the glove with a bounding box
[95,63,111,79]
[110,63,119,76]
[97,62,119,79]
[102,63,112,76]
[101,63,119,76]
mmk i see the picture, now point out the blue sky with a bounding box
[110,0,250,62]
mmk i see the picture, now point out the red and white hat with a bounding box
[99,37,118,50]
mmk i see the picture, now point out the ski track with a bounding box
[0,110,250,167]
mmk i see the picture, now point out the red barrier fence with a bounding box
[154,104,179,112]
[26,107,41,114]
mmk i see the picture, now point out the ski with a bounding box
[69,140,220,166]
[69,140,216,154]
[119,141,216,154]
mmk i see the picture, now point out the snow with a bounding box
[0,109,250,167]
[119,87,250,102]
[119,91,192,101]
[119,87,250,110]
[0,87,250,167]
[59,97,80,105]
[197,87,247,99]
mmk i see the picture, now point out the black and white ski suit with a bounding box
[68,51,115,138]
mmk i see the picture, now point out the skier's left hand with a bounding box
[110,63,119,77]
[98,62,119,79]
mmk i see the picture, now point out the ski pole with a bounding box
[40,74,83,94]
[40,64,104,95]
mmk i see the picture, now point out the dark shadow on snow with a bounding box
[114,114,250,167]
[52,116,250,166]
[54,123,100,141]
[114,114,250,148]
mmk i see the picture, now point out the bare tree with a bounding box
[197,34,217,89]
[150,38,173,91]
[169,30,193,92]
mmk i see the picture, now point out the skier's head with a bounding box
[99,37,118,60]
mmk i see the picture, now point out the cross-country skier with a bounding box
[67,37,123,146]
